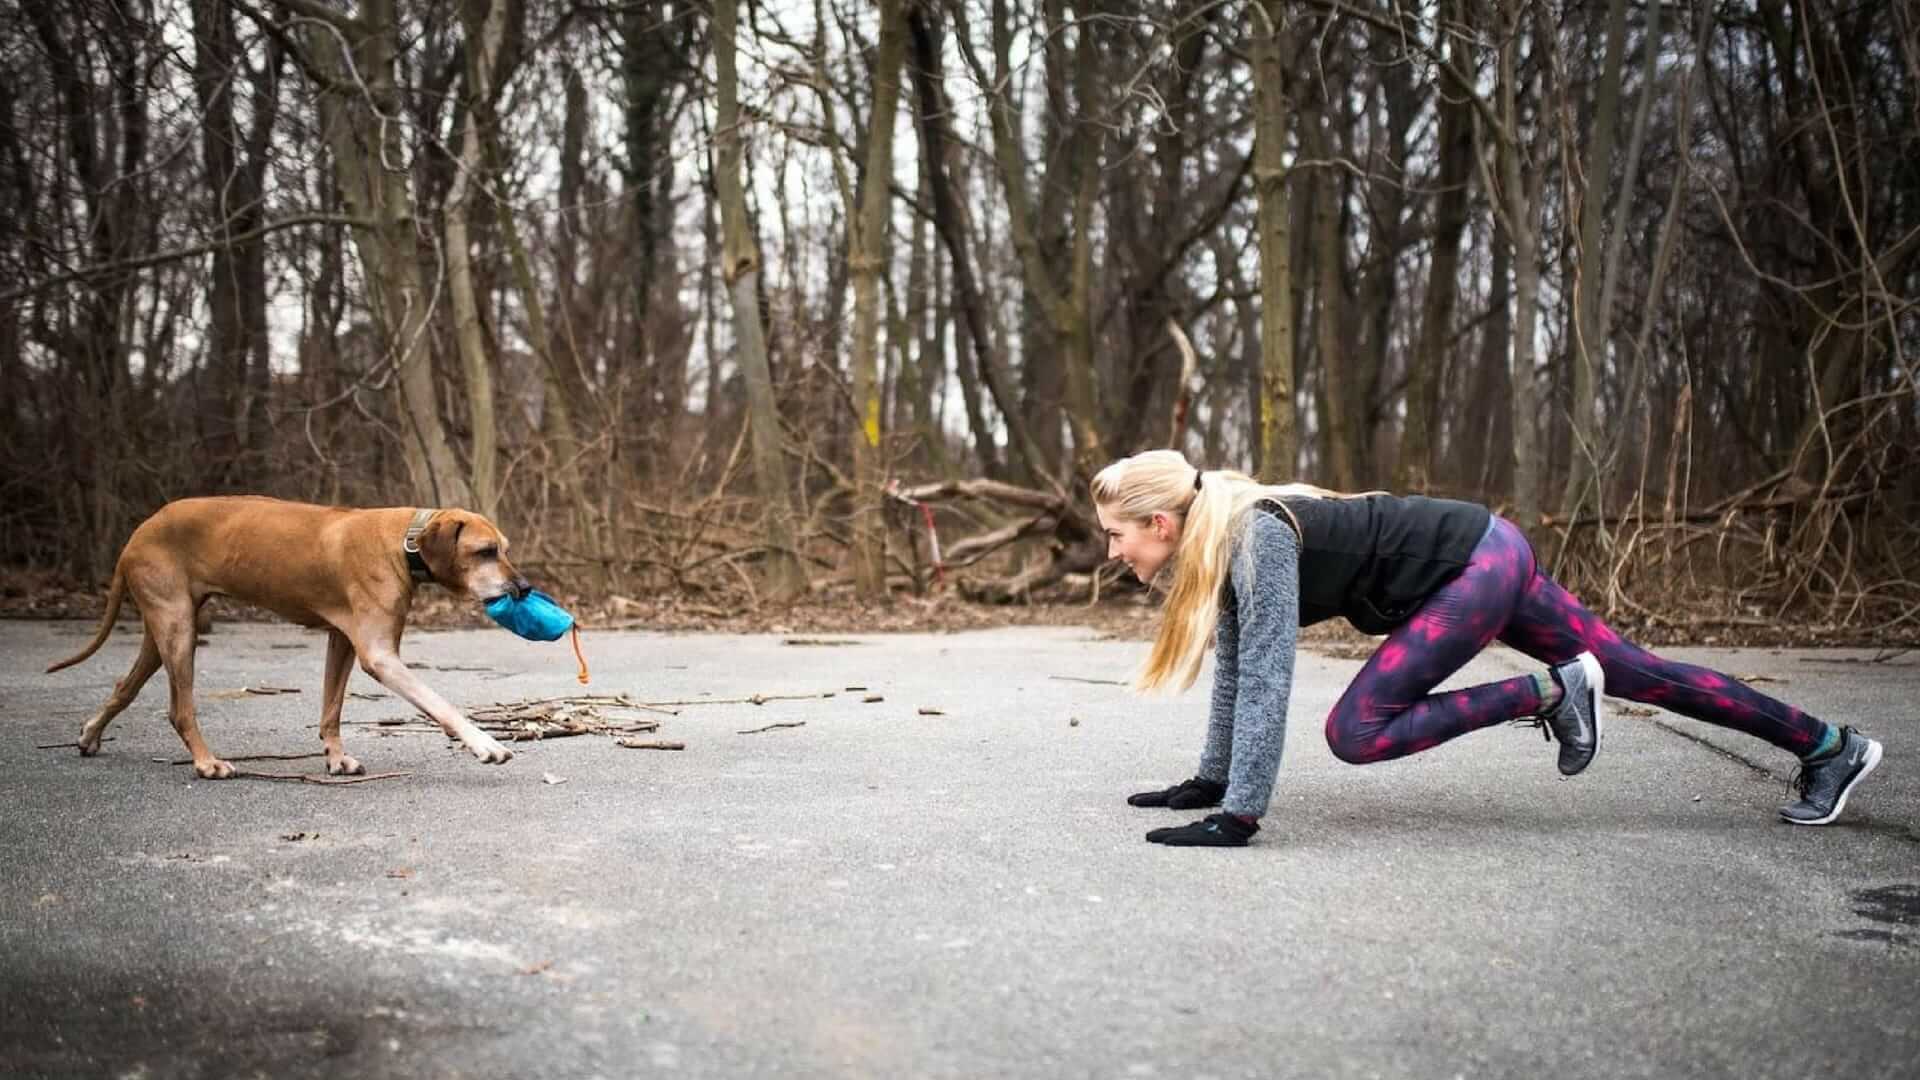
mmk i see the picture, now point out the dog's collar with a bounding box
[402,509,437,584]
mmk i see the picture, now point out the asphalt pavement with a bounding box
[2,617,1916,1079]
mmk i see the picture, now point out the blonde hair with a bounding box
[1090,449,1349,693]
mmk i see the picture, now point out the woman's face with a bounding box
[1096,504,1182,584]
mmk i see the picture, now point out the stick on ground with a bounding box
[228,770,412,785]
[169,751,326,765]
[616,739,687,750]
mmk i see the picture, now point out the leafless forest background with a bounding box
[2,0,1917,640]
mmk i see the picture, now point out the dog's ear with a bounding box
[418,513,466,584]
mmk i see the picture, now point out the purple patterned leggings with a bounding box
[1325,517,1827,764]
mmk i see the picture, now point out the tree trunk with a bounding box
[1595,0,1665,488]
[1357,34,1418,490]
[26,0,151,574]
[1397,0,1474,493]
[622,1,691,431]
[909,4,1053,480]
[445,0,510,520]
[905,166,948,472]
[1060,0,1104,471]
[238,36,282,478]
[0,72,19,441]
[296,0,473,509]
[1300,101,1355,491]
[526,64,597,546]
[1251,0,1296,478]
[899,169,931,442]
[847,0,907,598]
[1494,0,1554,526]
[950,284,997,478]
[1452,218,1513,499]
[714,0,805,602]
[969,0,1104,478]
[1560,0,1631,519]
[191,0,247,482]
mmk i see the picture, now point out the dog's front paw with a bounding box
[193,758,237,780]
[327,754,364,776]
[77,735,103,757]
[468,737,513,765]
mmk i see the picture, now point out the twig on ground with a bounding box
[169,751,326,765]
[643,691,837,707]
[736,721,807,735]
[227,770,412,785]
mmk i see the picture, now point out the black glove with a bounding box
[1126,776,1226,810]
[1146,812,1259,847]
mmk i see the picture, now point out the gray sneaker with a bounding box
[1780,727,1882,826]
[1543,652,1604,776]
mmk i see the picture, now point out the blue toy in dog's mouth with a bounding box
[485,589,574,641]
[484,590,590,684]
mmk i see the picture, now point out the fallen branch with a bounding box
[228,770,412,785]
[939,512,1060,569]
[891,477,1067,514]
[616,739,687,750]
[499,726,598,742]
[888,475,1104,600]
[169,751,326,765]
[736,721,807,735]
[358,694,680,742]
[472,693,679,719]
[640,691,837,707]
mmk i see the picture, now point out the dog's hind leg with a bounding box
[76,626,162,756]
[143,589,233,779]
[318,629,363,775]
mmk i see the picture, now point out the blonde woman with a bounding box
[1091,449,1881,847]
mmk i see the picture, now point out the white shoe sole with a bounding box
[1782,738,1883,826]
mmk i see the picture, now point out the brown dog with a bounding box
[47,496,527,778]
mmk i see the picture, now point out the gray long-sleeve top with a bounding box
[1196,511,1301,817]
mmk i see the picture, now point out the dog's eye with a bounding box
[475,546,499,559]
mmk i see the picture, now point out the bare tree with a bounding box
[21,0,159,574]
[444,0,511,519]
[279,0,474,508]
[1478,0,1554,526]
[907,3,1041,478]
[193,0,285,488]
[714,0,806,601]
[846,0,910,598]
[1559,0,1630,520]
[1397,0,1476,494]
[1250,0,1297,477]
[957,0,1107,478]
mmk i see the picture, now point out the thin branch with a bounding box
[0,213,369,305]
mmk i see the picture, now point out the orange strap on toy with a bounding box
[570,625,590,684]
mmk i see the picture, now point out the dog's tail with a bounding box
[46,565,128,673]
